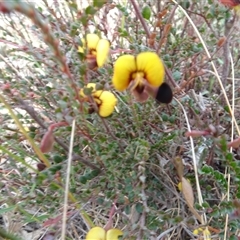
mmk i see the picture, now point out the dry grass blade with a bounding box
[174,97,206,226]
[223,45,235,240]
[61,119,76,240]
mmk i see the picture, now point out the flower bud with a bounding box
[40,129,54,153]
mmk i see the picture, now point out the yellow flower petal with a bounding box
[79,83,97,97]
[96,39,110,67]
[94,90,117,117]
[78,34,99,53]
[78,38,86,53]
[78,46,84,53]
[193,227,211,239]
[193,228,202,235]
[178,182,183,192]
[234,5,240,16]
[112,55,136,91]
[106,228,123,240]
[87,33,100,50]
[136,52,165,87]
[86,226,106,240]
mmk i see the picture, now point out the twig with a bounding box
[104,197,118,231]
[222,18,235,87]
[185,8,218,38]
[157,5,177,54]
[129,0,150,37]
[223,44,235,240]
[156,226,176,240]
[137,157,149,240]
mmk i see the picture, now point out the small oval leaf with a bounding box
[181,177,194,208]
[142,5,151,20]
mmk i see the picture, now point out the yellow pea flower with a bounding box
[93,90,117,117]
[112,52,165,91]
[79,83,97,97]
[80,83,117,117]
[86,226,123,240]
[86,34,100,50]
[177,182,183,192]
[193,227,211,240]
[78,33,110,68]
[112,52,172,103]
[96,39,110,67]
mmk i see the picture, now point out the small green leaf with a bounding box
[89,169,101,178]
[169,115,175,123]
[201,165,213,174]
[79,175,87,184]
[124,205,130,214]
[95,83,103,90]
[85,6,96,15]
[224,105,230,113]
[93,0,107,8]
[202,201,210,208]
[180,0,190,9]
[83,86,94,96]
[58,100,68,109]
[45,86,52,93]
[229,235,238,240]
[53,155,64,163]
[164,54,170,61]
[68,2,78,11]
[80,15,88,26]
[0,206,16,215]
[135,203,143,213]
[49,165,62,174]
[162,113,168,121]
[173,70,181,81]
[142,6,151,20]
[165,61,172,68]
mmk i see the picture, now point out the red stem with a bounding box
[48,121,68,131]
[104,197,118,231]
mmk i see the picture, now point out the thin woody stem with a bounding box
[49,122,69,131]
[104,197,118,231]
[129,0,150,37]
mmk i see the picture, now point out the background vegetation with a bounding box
[0,0,240,239]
